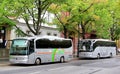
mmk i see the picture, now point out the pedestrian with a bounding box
[0,36,3,43]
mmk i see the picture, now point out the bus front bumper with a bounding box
[10,59,29,64]
[9,56,29,64]
[79,52,94,58]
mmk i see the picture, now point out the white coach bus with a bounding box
[9,36,73,65]
[78,39,117,58]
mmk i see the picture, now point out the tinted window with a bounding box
[36,39,72,48]
[93,41,116,50]
[36,39,50,48]
[60,40,72,48]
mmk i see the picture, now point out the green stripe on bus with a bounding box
[52,48,65,62]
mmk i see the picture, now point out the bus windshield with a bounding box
[10,39,28,55]
[79,41,92,52]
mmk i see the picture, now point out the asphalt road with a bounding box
[0,56,120,74]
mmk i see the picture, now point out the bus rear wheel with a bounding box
[35,58,41,65]
[97,54,100,59]
[60,57,65,63]
[110,53,113,58]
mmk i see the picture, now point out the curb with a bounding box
[0,63,10,66]
[0,58,9,61]
[0,61,10,66]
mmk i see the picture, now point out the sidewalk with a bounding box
[0,57,10,66]
[0,54,119,66]
[0,57,78,66]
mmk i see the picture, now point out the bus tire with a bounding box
[35,58,41,65]
[60,56,65,63]
[97,53,100,59]
[110,53,113,58]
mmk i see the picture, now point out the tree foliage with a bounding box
[1,0,120,40]
[0,0,15,28]
[0,0,66,36]
[49,0,120,40]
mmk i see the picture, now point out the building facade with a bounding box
[10,21,60,40]
[0,21,60,58]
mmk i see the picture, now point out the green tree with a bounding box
[0,0,15,28]
[49,0,120,40]
[48,0,95,39]
[108,0,120,40]
[0,0,65,36]
[48,3,75,38]
[93,0,120,40]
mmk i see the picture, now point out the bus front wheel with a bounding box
[60,57,65,63]
[35,58,41,65]
[110,53,113,58]
[97,54,100,59]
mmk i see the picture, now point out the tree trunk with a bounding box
[81,24,85,39]
[63,25,67,38]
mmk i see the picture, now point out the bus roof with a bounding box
[80,39,114,42]
[13,37,36,40]
[35,35,70,41]
[13,36,71,41]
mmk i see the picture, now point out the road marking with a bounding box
[47,66,76,71]
[29,71,42,74]
[47,67,65,71]
[89,69,102,74]
[29,66,76,74]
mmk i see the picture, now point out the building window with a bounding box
[54,34,57,36]
[47,32,51,35]
[26,30,30,34]
[38,32,41,35]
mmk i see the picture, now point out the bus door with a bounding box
[27,40,35,64]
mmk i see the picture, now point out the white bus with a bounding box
[9,36,73,65]
[78,39,117,58]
